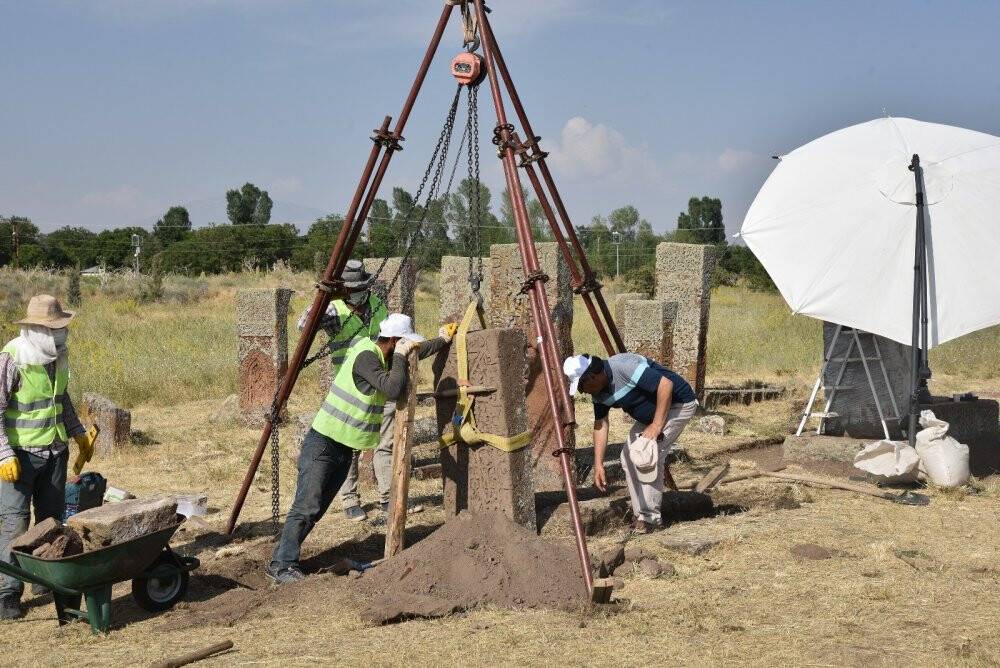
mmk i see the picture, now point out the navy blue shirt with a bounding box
[592,353,696,425]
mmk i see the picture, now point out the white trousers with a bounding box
[620,400,698,525]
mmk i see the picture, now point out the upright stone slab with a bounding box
[364,257,415,318]
[619,299,678,366]
[439,255,491,324]
[434,327,536,531]
[615,292,647,324]
[80,393,131,455]
[655,243,717,399]
[487,242,574,492]
[236,288,292,427]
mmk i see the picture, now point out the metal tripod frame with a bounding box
[226,1,629,598]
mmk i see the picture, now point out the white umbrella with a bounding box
[740,117,1000,442]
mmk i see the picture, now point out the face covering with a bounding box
[52,327,69,354]
[346,289,369,307]
[11,325,63,366]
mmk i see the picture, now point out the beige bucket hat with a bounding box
[15,294,75,329]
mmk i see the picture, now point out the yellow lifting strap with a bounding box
[439,300,531,453]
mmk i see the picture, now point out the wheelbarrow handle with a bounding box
[0,557,79,596]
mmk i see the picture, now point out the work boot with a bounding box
[0,596,24,621]
[344,506,367,522]
[265,564,306,586]
[628,518,660,535]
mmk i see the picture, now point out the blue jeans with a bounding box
[270,428,355,571]
[0,448,68,600]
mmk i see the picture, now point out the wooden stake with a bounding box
[150,640,234,668]
[385,349,419,559]
[694,463,730,494]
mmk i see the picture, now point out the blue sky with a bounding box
[2,1,998,236]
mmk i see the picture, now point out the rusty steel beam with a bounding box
[474,0,593,598]
[227,2,456,534]
[482,10,626,354]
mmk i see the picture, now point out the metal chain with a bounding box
[370,85,463,297]
[466,83,483,295]
[270,413,280,531]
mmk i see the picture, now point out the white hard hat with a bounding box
[378,313,425,342]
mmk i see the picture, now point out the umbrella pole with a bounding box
[907,154,930,447]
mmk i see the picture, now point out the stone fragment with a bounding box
[487,242,574,491]
[623,546,651,564]
[659,535,722,556]
[67,497,178,550]
[597,545,626,577]
[31,532,83,560]
[435,327,536,531]
[638,558,663,578]
[364,257,416,318]
[618,299,677,366]
[697,415,727,436]
[81,393,131,455]
[11,517,68,553]
[236,288,292,427]
[439,255,491,324]
[655,242,718,399]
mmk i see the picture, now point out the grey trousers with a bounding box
[621,401,698,526]
[0,448,68,600]
[337,401,396,508]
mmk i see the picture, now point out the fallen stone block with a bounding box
[31,532,83,560]
[67,497,178,550]
[696,415,727,436]
[81,393,132,455]
[659,535,723,556]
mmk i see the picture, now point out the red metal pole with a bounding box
[482,12,626,354]
[227,3,456,534]
[474,0,593,598]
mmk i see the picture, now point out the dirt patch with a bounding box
[160,586,268,631]
[357,511,589,624]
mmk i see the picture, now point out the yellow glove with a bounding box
[0,456,20,484]
[72,425,99,476]
[439,322,458,343]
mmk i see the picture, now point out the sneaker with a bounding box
[0,596,24,621]
[265,564,306,586]
[344,506,367,522]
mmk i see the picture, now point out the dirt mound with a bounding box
[357,511,588,624]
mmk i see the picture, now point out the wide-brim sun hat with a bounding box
[340,259,373,290]
[15,294,75,329]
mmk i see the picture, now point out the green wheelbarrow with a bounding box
[0,515,199,633]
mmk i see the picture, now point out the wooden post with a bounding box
[385,349,419,558]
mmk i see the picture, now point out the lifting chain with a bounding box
[466,83,484,296]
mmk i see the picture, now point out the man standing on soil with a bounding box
[0,295,98,620]
[564,353,698,533]
[301,261,455,523]
[267,313,451,585]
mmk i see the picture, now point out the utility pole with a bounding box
[10,217,19,269]
[132,234,141,274]
[612,230,621,278]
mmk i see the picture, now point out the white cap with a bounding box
[378,313,425,342]
[628,434,660,484]
[563,355,592,396]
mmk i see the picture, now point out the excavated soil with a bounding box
[357,511,589,624]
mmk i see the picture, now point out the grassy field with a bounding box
[0,266,994,409]
[2,265,999,666]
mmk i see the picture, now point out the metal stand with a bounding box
[797,325,901,441]
[225,0,623,599]
[907,154,932,446]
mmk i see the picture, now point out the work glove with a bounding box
[0,456,20,484]
[439,322,458,343]
[72,425,100,476]
[395,339,419,358]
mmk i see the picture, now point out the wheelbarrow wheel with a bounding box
[132,553,189,613]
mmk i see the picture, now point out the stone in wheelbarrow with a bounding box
[67,497,178,551]
[11,517,84,558]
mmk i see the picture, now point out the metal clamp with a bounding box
[371,126,404,152]
[491,123,516,157]
[519,270,550,294]
[552,447,576,458]
[572,274,603,295]
[513,133,548,167]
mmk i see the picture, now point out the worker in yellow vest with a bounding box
[267,313,450,585]
[0,295,98,620]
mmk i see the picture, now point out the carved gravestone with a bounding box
[434,327,536,531]
[236,288,292,427]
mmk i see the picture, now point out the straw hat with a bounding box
[15,294,75,329]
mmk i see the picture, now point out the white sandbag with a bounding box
[915,410,970,488]
[853,440,920,483]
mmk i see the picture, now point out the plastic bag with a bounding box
[853,440,920,483]
[915,410,970,488]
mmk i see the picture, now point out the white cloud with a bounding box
[81,185,143,209]
[547,116,660,183]
[717,148,760,172]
